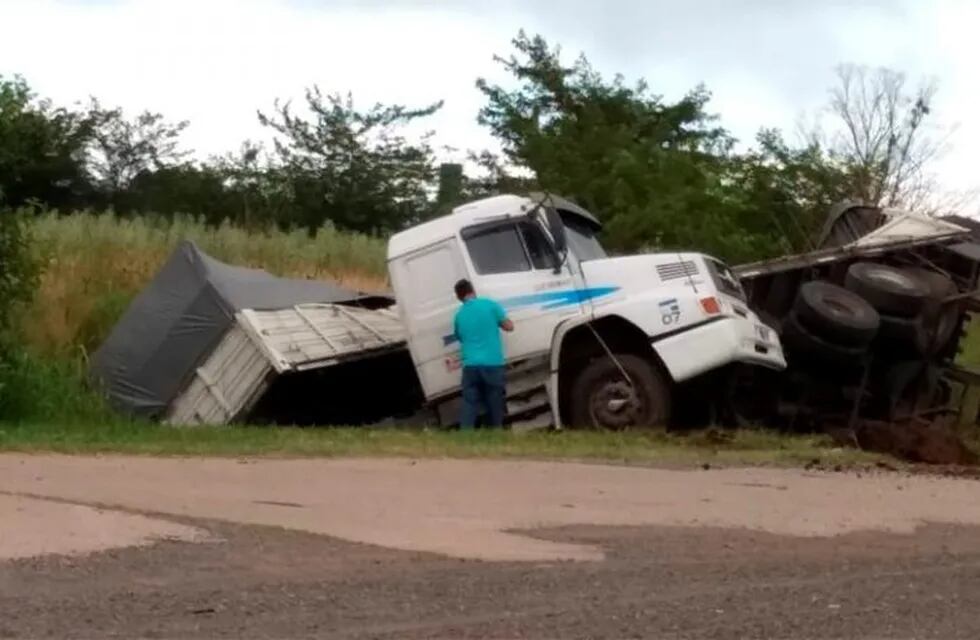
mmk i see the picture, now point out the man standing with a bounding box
[453,279,514,429]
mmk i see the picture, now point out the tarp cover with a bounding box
[90,240,384,418]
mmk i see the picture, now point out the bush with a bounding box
[0,350,109,423]
[0,208,39,339]
[0,208,108,425]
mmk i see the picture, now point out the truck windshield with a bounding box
[560,212,607,261]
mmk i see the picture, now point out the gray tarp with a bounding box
[90,240,386,418]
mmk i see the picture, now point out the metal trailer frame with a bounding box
[165,304,408,426]
[732,206,980,432]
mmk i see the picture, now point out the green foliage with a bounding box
[0,207,43,421]
[477,33,772,262]
[0,75,95,209]
[0,208,39,338]
[73,290,135,356]
[0,350,110,424]
[7,47,942,267]
[473,33,945,263]
[258,88,443,233]
[720,130,856,258]
[120,164,237,223]
[434,162,464,216]
[2,45,951,262]
[85,98,191,195]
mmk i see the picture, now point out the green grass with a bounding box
[0,420,885,469]
[0,351,887,468]
[0,288,887,470]
[959,316,980,367]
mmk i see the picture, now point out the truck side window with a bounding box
[463,224,531,274]
[518,222,557,271]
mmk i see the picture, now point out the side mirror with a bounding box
[545,207,567,255]
[543,207,568,274]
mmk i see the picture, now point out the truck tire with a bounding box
[904,267,959,356]
[782,312,868,366]
[844,262,928,317]
[569,353,670,430]
[793,281,880,347]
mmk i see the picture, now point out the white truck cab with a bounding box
[387,193,786,429]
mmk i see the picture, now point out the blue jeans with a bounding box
[460,366,506,429]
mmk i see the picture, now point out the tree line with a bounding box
[0,31,956,265]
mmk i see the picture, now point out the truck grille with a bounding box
[656,261,699,281]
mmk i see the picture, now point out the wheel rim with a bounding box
[588,377,645,429]
[822,296,853,319]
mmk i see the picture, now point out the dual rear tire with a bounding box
[785,262,958,360]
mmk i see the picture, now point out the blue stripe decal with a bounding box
[500,286,620,310]
[440,286,620,345]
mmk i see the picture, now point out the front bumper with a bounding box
[652,316,787,383]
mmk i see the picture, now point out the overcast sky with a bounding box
[2,0,978,203]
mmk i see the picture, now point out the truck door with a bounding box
[460,219,584,363]
[389,238,469,400]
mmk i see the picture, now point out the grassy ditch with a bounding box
[0,417,885,469]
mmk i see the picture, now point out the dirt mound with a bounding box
[852,420,979,465]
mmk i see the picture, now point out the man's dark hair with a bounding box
[454,279,475,301]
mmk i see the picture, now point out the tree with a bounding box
[121,164,234,223]
[807,65,949,212]
[85,99,190,197]
[434,162,464,216]
[727,129,855,256]
[459,150,536,200]
[258,87,442,233]
[0,75,94,210]
[207,141,294,228]
[476,32,756,259]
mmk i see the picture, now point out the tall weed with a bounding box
[0,350,110,424]
[24,211,389,355]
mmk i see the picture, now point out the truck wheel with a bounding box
[904,267,959,356]
[782,312,868,366]
[569,354,670,430]
[844,262,928,318]
[793,281,880,347]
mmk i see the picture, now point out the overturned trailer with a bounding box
[732,203,980,452]
[90,242,421,427]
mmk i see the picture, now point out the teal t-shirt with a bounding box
[453,297,508,367]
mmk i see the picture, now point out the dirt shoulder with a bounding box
[4,455,980,562]
[7,456,980,638]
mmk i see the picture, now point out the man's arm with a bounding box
[494,302,514,332]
